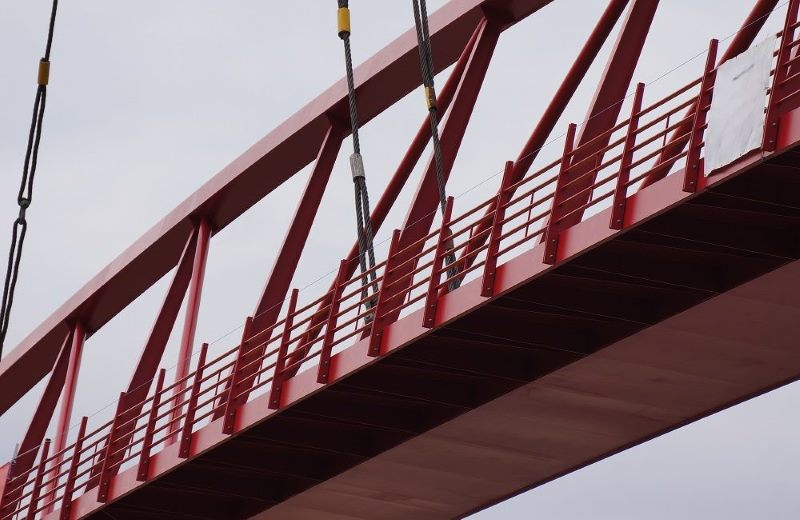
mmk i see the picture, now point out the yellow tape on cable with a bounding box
[37,59,50,86]
[338,7,351,36]
[424,86,437,110]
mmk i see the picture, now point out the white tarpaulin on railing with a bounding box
[704,37,774,174]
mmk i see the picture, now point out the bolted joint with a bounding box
[37,59,50,86]
[337,7,351,38]
[349,153,365,180]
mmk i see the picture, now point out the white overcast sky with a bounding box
[1,1,799,518]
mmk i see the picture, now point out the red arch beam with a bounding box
[0,0,556,416]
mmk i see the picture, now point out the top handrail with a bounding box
[6,13,800,519]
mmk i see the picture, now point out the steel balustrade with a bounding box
[2,3,800,518]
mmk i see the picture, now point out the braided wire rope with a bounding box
[0,0,60,356]
[412,0,461,289]
[337,0,379,309]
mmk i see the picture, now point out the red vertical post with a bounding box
[178,344,208,458]
[610,82,645,230]
[104,230,199,459]
[458,0,631,273]
[512,0,631,179]
[169,218,211,442]
[250,127,343,337]
[640,0,782,189]
[684,39,718,193]
[137,368,166,481]
[269,290,299,410]
[25,439,50,520]
[46,321,84,512]
[286,23,483,365]
[367,230,402,357]
[382,19,500,322]
[551,0,659,229]
[59,416,87,520]
[222,317,254,434]
[543,123,577,265]
[124,228,196,405]
[10,332,71,494]
[0,462,10,516]
[422,197,454,328]
[53,322,84,462]
[317,261,348,384]
[764,0,800,151]
[1,334,71,516]
[481,162,515,297]
[97,392,127,503]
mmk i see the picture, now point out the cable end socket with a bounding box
[338,7,351,37]
[350,153,365,180]
[37,59,50,86]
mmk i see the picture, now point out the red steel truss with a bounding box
[2,0,800,518]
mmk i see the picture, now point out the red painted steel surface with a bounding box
[638,0,781,188]
[167,219,211,444]
[42,324,84,515]
[553,0,659,228]
[41,136,798,519]
[0,0,556,415]
[2,1,800,519]
[250,128,342,337]
[457,0,631,273]
[258,258,800,519]
[175,220,211,392]
[10,334,70,493]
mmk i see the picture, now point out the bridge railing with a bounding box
[5,26,799,520]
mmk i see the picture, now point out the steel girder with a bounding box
[0,1,787,515]
[0,0,555,417]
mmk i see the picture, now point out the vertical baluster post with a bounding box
[543,123,577,264]
[764,0,800,151]
[269,290,299,409]
[684,39,718,192]
[368,230,402,357]
[59,417,87,520]
[222,317,254,434]
[25,439,50,520]
[97,393,127,503]
[422,197,454,328]
[137,369,166,481]
[317,261,348,384]
[178,344,208,457]
[611,82,645,230]
[482,162,515,297]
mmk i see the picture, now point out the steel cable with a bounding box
[411,0,461,291]
[337,0,378,312]
[4,0,794,473]
[411,0,461,290]
[0,0,60,356]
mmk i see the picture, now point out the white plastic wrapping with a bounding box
[704,37,774,174]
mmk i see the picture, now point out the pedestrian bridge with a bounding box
[2,0,800,518]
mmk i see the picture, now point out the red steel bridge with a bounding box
[3,0,800,518]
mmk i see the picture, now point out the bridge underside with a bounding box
[262,257,800,520]
[89,151,800,520]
